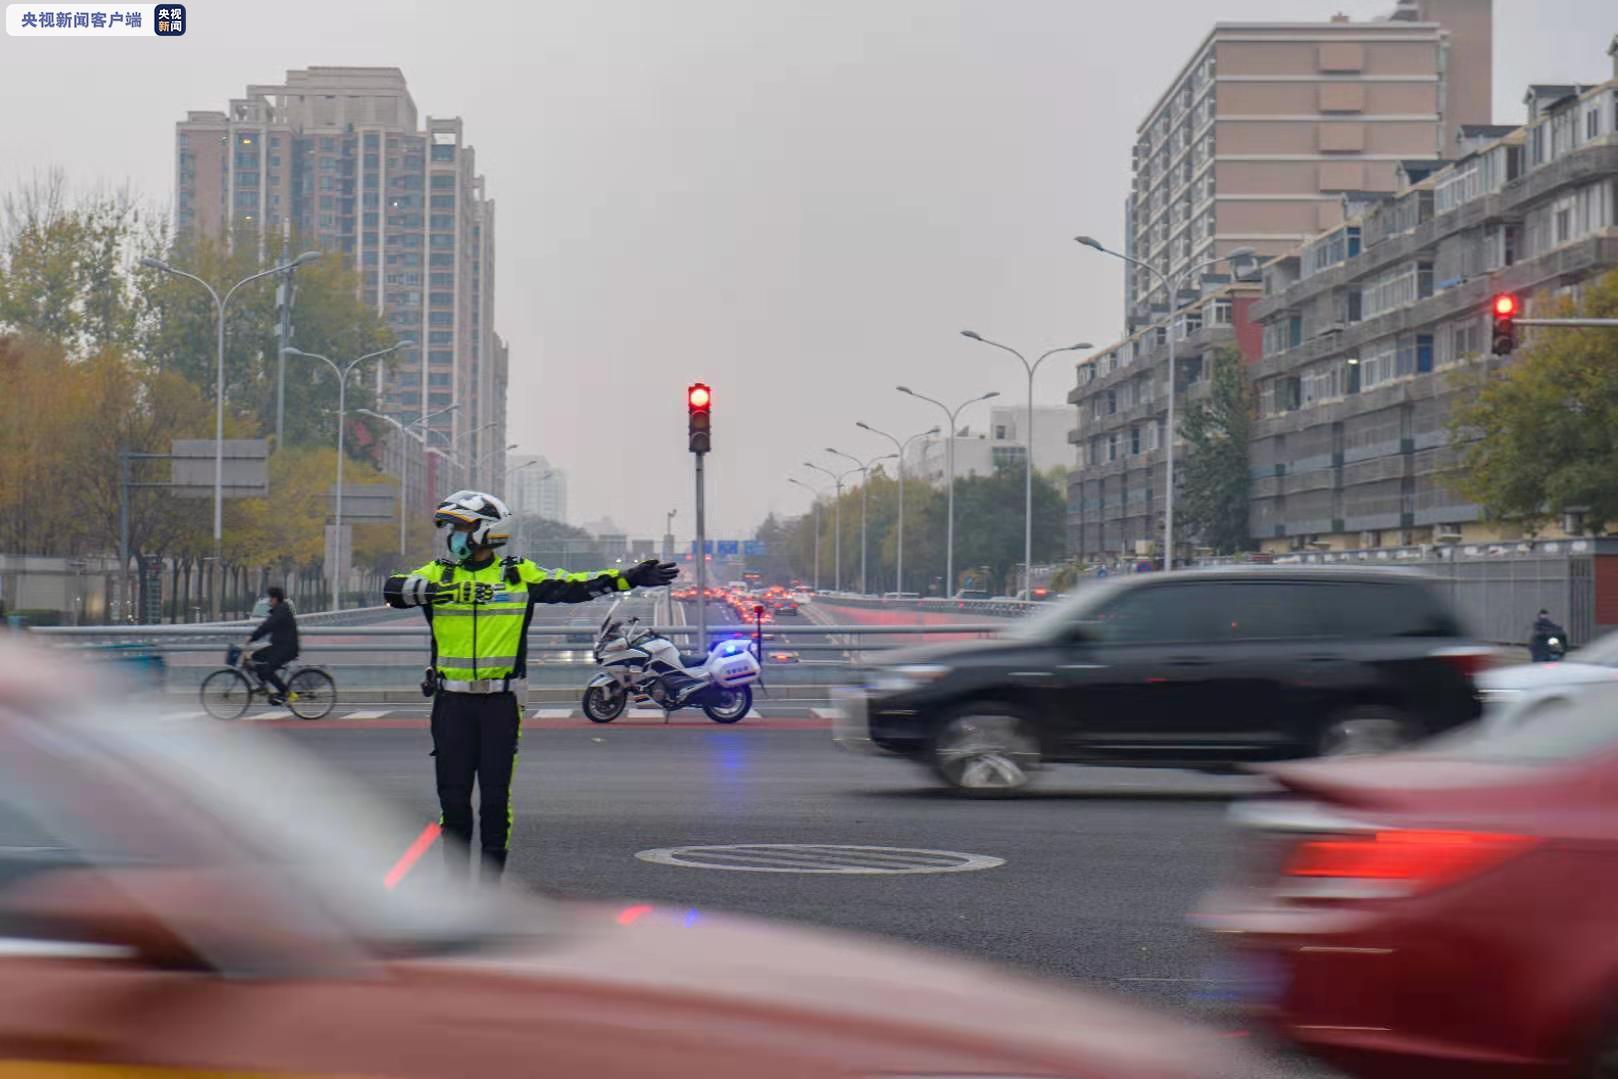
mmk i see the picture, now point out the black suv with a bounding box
[834,567,1490,792]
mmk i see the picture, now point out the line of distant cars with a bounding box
[836,563,1618,1078]
[670,585,808,661]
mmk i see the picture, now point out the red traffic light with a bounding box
[1492,294,1518,317]
[688,384,711,409]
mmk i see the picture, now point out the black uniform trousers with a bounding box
[430,689,522,877]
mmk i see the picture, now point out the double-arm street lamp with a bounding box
[896,386,999,596]
[356,403,460,557]
[801,462,845,592]
[140,250,321,619]
[786,477,824,592]
[283,342,412,610]
[825,448,897,596]
[960,332,1092,596]
[1074,237,1255,571]
[856,422,939,597]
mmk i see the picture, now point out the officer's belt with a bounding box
[438,676,526,695]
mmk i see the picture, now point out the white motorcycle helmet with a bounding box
[434,490,513,560]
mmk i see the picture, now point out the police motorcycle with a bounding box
[583,600,761,723]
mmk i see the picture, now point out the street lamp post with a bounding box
[284,342,410,610]
[140,250,321,619]
[786,478,823,592]
[825,448,897,595]
[897,387,999,596]
[856,422,940,596]
[473,442,519,483]
[1074,237,1256,571]
[802,462,843,592]
[961,332,1092,596]
[356,403,460,557]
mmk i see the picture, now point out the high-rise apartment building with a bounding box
[173,67,507,496]
[1125,0,1492,334]
[506,454,569,525]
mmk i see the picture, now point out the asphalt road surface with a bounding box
[281,722,1336,1077]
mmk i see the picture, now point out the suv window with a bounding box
[1323,581,1460,638]
[1223,581,1336,640]
[1090,583,1230,644]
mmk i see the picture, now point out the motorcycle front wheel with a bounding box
[583,683,629,723]
[703,685,752,724]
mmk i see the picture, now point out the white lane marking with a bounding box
[534,708,575,719]
[252,710,293,720]
[809,708,838,720]
[626,709,666,719]
[343,710,388,720]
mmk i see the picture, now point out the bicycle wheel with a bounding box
[286,668,336,721]
[201,669,254,721]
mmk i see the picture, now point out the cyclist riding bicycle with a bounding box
[244,586,300,704]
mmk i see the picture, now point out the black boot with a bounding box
[480,848,508,884]
[441,833,473,881]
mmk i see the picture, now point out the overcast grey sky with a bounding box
[1,1,1613,540]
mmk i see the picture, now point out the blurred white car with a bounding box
[1476,630,1618,732]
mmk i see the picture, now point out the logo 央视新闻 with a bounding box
[153,3,184,34]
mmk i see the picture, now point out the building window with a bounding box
[431,175,456,189]
[430,291,454,307]
[429,331,453,345]
[430,272,454,287]
[1107,433,1118,462]
[431,195,455,209]
[430,214,454,230]
[431,144,456,162]
[429,312,453,326]
[430,234,454,249]
[1106,389,1117,416]
[429,350,453,365]
[428,373,451,387]
[1416,333,1434,374]
[1130,427,1141,455]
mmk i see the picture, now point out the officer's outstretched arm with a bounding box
[518,561,630,605]
[383,565,457,609]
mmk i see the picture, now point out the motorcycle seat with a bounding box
[680,652,710,669]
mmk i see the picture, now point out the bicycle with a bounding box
[200,644,336,721]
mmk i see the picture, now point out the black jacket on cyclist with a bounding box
[249,601,300,666]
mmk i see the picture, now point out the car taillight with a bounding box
[1278,829,1537,900]
[1433,646,1498,680]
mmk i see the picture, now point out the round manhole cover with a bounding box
[634,844,1004,874]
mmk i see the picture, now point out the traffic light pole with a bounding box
[694,452,707,655]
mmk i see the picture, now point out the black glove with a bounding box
[624,559,679,589]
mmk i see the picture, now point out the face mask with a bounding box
[447,530,474,561]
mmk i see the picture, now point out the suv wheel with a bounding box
[929,709,1040,794]
[1317,707,1415,757]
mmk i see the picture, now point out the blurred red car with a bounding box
[1196,686,1618,1079]
[0,641,1248,1078]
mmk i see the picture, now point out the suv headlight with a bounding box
[868,664,951,694]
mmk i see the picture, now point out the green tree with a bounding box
[1450,269,1618,533]
[0,173,150,355]
[1178,346,1256,555]
[135,233,395,453]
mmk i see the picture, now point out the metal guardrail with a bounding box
[809,594,1041,619]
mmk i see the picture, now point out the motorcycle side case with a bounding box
[708,649,761,688]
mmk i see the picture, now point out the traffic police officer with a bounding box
[384,489,677,880]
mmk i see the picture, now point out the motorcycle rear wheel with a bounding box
[583,683,629,723]
[703,685,752,724]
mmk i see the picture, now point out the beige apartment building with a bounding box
[1125,0,1492,333]
[174,67,508,504]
